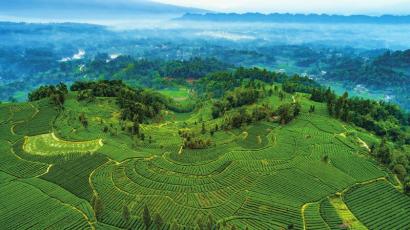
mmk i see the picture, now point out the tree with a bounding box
[201,122,207,134]
[142,205,152,229]
[79,113,88,128]
[375,139,392,164]
[275,103,301,125]
[327,101,334,116]
[28,83,67,108]
[404,182,410,195]
[131,121,140,136]
[322,155,330,164]
[309,105,315,113]
[153,212,163,230]
[206,214,216,230]
[122,204,130,225]
[57,82,68,94]
[279,91,285,101]
[77,89,95,102]
[50,91,65,108]
[393,164,407,181]
[293,102,301,117]
[195,214,209,229]
[170,219,179,230]
[92,194,104,220]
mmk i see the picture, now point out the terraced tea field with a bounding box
[23,133,102,156]
[0,94,409,229]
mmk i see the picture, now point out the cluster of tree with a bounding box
[78,113,88,128]
[282,75,321,94]
[76,89,95,102]
[71,80,169,124]
[91,194,104,220]
[324,50,410,89]
[117,88,167,123]
[83,56,231,90]
[161,57,232,79]
[212,85,264,119]
[311,88,410,144]
[70,80,128,98]
[320,50,410,110]
[221,104,273,129]
[179,129,212,149]
[28,83,67,108]
[140,205,164,230]
[184,137,212,149]
[371,139,410,195]
[196,67,286,98]
[216,99,300,130]
[274,102,302,125]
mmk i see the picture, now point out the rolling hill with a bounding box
[0,66,409,229]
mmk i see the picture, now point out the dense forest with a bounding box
[1,22,410,111]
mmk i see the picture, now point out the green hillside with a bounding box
[0,68,409,229]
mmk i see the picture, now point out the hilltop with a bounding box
[0,67,409,229]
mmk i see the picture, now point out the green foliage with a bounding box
[142,205,152,229]
[117,88,167,123]
[122,204,130,224]
[405,182,410,195]
[196,67,284,98]
[0,72,409,229]
[28,83,67,107]
[161,57,231,79]
[92,194,104,220]
[274,102,301,124]
[211,85,264,119]
[153,212,164,230]
[282,75,321,94]
[70,80,128,97]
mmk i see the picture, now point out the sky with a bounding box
[154,0,410,15]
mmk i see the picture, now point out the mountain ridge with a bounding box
[178,13,410,24]
[0,0,208,20]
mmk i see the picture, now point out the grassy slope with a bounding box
[0,87,409,229]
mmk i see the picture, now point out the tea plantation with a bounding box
[0,85,409,230]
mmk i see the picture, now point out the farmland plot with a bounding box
[23,133,103,156]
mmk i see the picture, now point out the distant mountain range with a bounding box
[0,0,207,20]
[178,13,410,24]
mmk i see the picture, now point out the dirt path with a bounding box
[301,202,314,230]
[329,195,367,230]
[357,137,370,152]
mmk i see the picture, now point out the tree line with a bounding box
[28,82,68,108]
